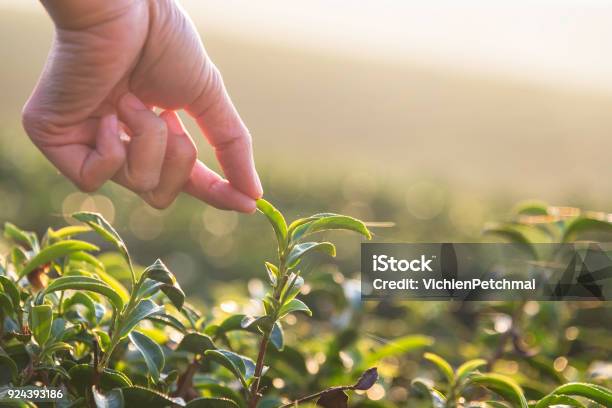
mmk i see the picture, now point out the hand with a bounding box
[22,0,262,212]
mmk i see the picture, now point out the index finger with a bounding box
[186,64,263,200]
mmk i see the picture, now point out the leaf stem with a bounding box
[279,386,352,408]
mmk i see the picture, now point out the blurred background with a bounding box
[1,0,611,404]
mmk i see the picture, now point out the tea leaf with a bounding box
[177,332,216,354]
[513,200,549,216]
[3,222,38,251]
[534,394,586,408]
[353,367,378,390]
[185,397,239,408]
[68,364,132,394]
[291,214,372,241]
[42,276,124,311]
[29,304,52,345]
[92,386,124,408]
[287,242,336,266]
[19,240,99,278]
[316,389,348,408]
[73,212,132,277]
[278,298,312,318]
[411,378,446,408]
[0,276,20,308]
[536,382,612,407]
[205,349,256,387]
[366,335,434,365]
[121,386,182,407]
[119,299,163,338]
[562,217,612,242]
[0,354,18,385]
[256,199,288,249]
[148,313,187,333]
[52,225,92,239]
[270,322,284,351]
[129,330,165,382]
[424,352,454,384]
[469,373,528,408]
[455,358,487,383]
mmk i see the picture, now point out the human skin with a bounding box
[22,0,263,212]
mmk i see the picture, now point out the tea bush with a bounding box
[0,199,610,407]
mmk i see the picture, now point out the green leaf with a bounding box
[129,330,165,382]
[177,332,216,354]
[63,292,99,323]
[256,199,288,248]
[185,398,239,408]
[469,373,528,408]
[0,276,20,308]
[0,354,18,385]
[69,250,105,270]
[29,304,53,345]
[278,298,312,318]
[119,299,163,338]
[52,225,92,239]
[286,242,336,266]
[424,352,454,384]
[264,262,279,286]
[68,364,132,394]
[270,322,284,351]
[411,378,446,408]
[42,276,124,310]
[72,212,132,275]
[455,358,487,383]
[512,200,549,216]
[92,386,125,408]
[19,240,99,278]
[562,217,612,242]
[121,386,182,407]
[366,335,434,365]
[204,349,256,388]
[3,222,38,251]
[534,394,586,408]
[141,259,174,284]
[148,313,186,333]
[482,222,544,259]
[0,292,15,317]
[140,260,185,309]
[42,341,73,356]
[290,214,372,241]
[536,382,612,407]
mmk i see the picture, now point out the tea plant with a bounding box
[412,352,611,407]
[0,199,379,407]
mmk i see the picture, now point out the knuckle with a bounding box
[128,174,159,193]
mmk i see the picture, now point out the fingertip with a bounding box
[160,110,186,135]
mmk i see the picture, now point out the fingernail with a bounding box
[254,174,264,198]
[122,93,146,110]
[164,111,184,134]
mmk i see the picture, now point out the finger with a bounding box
[186,63,263,200]
[183,161,257,213]
[25,114,126,192]
[141,111,198,209]
[115,93,168,192]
